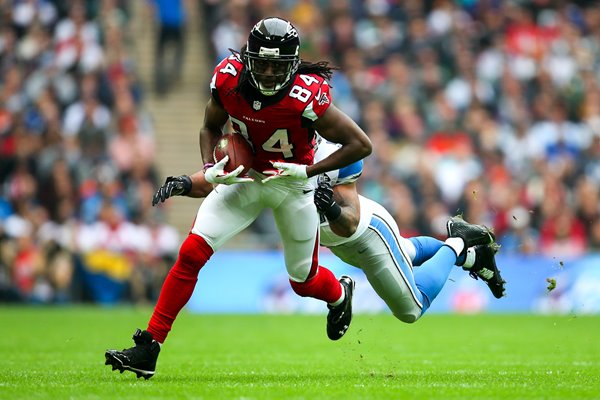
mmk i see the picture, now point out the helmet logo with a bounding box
[259,47,280,57]
[287,24,299,38]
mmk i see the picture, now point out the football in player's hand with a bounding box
[213,133,254,175]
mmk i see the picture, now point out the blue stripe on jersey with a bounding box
[337,160,363,184]
[368,214,423,309]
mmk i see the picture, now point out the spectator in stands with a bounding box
[4,0,600,304]
[540,208,587,258]
[149,0,187,96]
[195,0,600,259]
[53,2,104,73]
[210,0,248,63]
[497,206,539,254]
[0,0,170,304]
[109,113,155,175]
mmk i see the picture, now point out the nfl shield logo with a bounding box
[253,100,261,110]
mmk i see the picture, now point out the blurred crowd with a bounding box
[3,0,600,304]
[202,0,600,256]
[0,1,179,304]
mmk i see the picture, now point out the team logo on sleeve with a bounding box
[318,92,330,106]
[253,100,262,110]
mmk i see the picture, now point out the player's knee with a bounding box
[177,234,214,271]
[392,308,421,324]
[395,313,419,324]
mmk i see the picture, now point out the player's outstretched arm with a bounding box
[308,104,372,178]
[188,171,214,196]
[152,171,214,206]
[314,179,360,237]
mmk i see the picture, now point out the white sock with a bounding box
[329,283,345,306]
[401,237,417,262]
[445,237,465,258]
[462,247,476,269]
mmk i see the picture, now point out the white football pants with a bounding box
[191,175,319,282]
[327,204,424,322]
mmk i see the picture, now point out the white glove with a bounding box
[204,156,254,185]
[261,161,308,183]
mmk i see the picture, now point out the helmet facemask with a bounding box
[245,51,299,96]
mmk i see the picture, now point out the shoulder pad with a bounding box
[210,55,243,92]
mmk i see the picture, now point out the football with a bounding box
[213,133,254,175]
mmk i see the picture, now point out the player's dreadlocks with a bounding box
[228,47,338,95]
[298,60,338,81]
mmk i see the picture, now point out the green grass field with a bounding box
[1,307,599,399]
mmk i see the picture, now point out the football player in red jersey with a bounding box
[151,140,504,327]
[105,17,371,379]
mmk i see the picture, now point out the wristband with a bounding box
[203,163,214,171]
[324,202,342,221]
[180,175,192,196]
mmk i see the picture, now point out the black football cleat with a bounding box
[105,329,160,380]
[446,215,495,256]
[327,275,355,341]
[465,243,506,299]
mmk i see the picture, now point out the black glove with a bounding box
[314,179,342,221]
[152,175,192,206]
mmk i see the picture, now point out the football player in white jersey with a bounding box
[312,140,505,323]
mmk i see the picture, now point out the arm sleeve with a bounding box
[336,160,363,184]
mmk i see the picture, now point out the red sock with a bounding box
[147,234,213,343]
[289,266,342,304]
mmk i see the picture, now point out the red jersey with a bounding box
[210,55,332,173]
